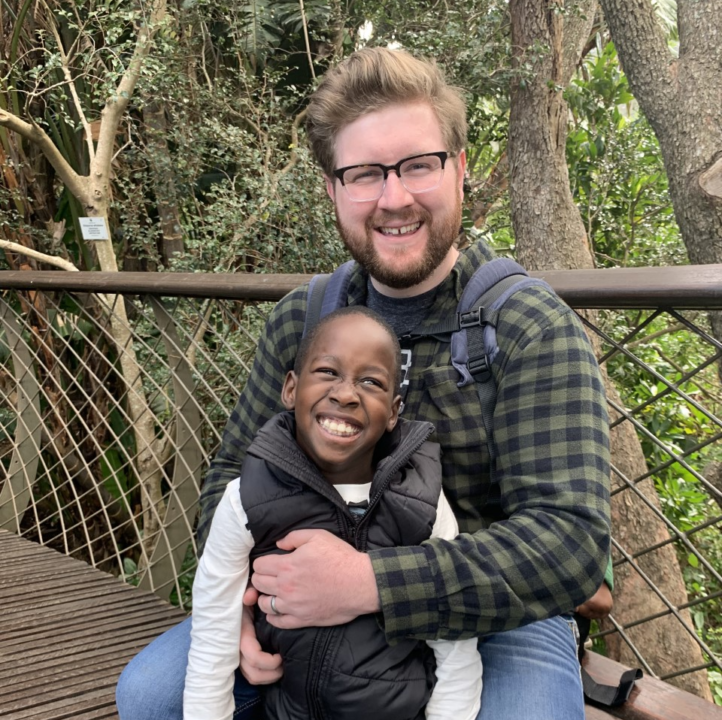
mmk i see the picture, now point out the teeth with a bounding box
[318,417,361,437]
[380,222,421,236]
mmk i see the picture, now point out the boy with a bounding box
[184,307,481,720]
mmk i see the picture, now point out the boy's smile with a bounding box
[282,313,401,485]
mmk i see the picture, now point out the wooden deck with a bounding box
[0,530,186,720]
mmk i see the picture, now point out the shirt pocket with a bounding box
[421,365,492,529]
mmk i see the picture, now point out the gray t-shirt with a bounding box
[365,279,438,336]
[366,279,442,410]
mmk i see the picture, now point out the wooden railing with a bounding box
[0,264,721,703]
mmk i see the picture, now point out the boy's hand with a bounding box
[253,529,380,629]
[575,582,613,620]
[239,587,283,684]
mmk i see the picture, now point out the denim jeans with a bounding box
[116,616,261,719]
[476,614,584,720]
[115,614,583,720]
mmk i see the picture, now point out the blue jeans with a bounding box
[116,614,583,720]
[477,614,583,719]
[116,616,261,719]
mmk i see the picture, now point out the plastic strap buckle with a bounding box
[468,354,491,382]
[459,307,485,329]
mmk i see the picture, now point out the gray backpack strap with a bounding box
[451,258,554,467]
[304,273,331,339]
[302,260,356,338]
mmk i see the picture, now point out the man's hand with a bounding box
[239,587,283,685]
[575,582,613,620]
[252,529,380,629]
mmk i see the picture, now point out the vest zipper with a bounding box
[307,626,334,720]
[355,425,433,545]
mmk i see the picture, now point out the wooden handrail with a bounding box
[0,264,721,308]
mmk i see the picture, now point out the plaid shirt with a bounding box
[198,240,611,642]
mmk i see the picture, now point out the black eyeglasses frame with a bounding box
[332,151,452,187]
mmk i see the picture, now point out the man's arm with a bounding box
[370,293,611,641]
[196,287,308,555]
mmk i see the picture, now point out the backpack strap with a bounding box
[581,665,642,708]
[575,614,642,707]
[450,258,553,466]
[303,260,356,338]
[304,273,331,338]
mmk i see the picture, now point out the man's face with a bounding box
[325,102,466,297]
[281,314,401,485]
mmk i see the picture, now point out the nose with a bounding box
[329,379,360,406]
[376,170,414,210]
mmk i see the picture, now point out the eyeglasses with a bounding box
[332,151,453,203]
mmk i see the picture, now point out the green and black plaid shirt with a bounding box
[198,240,611,642]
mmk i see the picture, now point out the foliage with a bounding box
[565,42,684,269]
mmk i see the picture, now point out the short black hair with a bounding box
[294,306,402,394]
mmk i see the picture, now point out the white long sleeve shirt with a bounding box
[184,478,482,720]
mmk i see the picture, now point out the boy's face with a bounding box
[281,314,401,485]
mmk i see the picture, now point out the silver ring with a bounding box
[270,595,281,616]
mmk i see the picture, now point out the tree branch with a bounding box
[44,4,95,163]
[0,110,87,201]
[678,0,722,64]
[560,0,599,86]
[0,239,79,271]
[95,0,167,173]
[238,108,308,234]
[298,0,316,80]
[699,155,722,201]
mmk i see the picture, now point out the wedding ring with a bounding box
[270,594,281,616]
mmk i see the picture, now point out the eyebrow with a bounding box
[313,355,392,378]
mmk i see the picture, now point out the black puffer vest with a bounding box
[241,412,442,720]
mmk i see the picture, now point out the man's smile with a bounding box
[377,221,422,236]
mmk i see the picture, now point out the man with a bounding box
[117,47,610,720]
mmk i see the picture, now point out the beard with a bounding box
[334,193,462,290]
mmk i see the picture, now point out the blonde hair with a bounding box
[306,47,467,176]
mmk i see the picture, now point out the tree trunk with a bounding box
[508,0,595,271]
[507,0,711,699]
[143,100,185,265]
[598,0,722,263]
[598,0,722,381]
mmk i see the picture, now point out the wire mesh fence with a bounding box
[0,266,720,701]
[0,285,273,606]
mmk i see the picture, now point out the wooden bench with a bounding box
[0,529,185,719]
[2,529,721,719]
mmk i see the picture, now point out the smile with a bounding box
[378,222,421,236]
[317,416,362,437]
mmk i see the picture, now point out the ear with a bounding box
[456,149,467,197]
[386,395,402,432]
[324,175,336,201]
[281,370,298,410]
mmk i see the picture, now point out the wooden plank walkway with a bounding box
[0,529,186,720]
